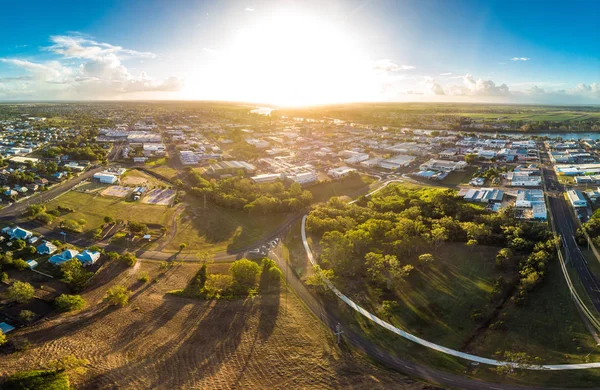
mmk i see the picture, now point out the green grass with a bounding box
[120,169,166,187]
[1,369,70,390]
[167,199,290,252]
[442,166,478,186]
[332,243,505,348]
[308,174,376,203]
[42,191,175,234]
[145,157,167,166]
[282,220,310,278]
[149,166,180,180]
[469,257,600,364]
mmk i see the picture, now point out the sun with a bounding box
[187,8,379,106]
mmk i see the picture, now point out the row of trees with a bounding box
[188,173,313,214]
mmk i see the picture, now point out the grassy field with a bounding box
[468,257,600,364]
[282,220,311,279]
[442,166,478,186]
[148,166,181,180]
[120,169,167,188]
[166,198,291,252]
[308,174,377,204]
[43,191,175,233]
[330,243,505,348]
[0,261,423,390]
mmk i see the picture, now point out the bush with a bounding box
[106,251,120,261]
[13,259,29,271]
[35,212,56,224]
[120,252,137,267]
[0,329,6,346]
[55,294,86,312]
[1,369,70,390]
[19,310,36,323]
[138,272,149,283]
[61,219,83,233]
[105,285,131,307]
[7,281,35,303]
[229,259,261,294]
[204,274,233,298]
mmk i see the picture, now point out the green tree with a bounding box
[55,294,86,312]
[13,259,29,271]
[120,252,137,267]
[103,216,114,224]
[105,285,131,307]
[464,153,478,164]
[60,259,93,292]
[418,253,435,268]
[230,259,261,293]
[19,309,36,323]
[306,265,334,294]
[7,281,35,303]
[0,329,6,346]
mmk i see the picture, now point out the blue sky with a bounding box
[0,0,598,104]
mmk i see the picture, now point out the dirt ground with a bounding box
[0,261,427,390]
[101,185,132,198]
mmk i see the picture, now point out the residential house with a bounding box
[37,241,58,255]
[76,250,101,266]
[49,249,80,265]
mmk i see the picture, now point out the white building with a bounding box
[419,159,467,172]
[288,171,318,184]
[567,189,588,208]
[93,173,118,184]
[378,155,415,170]
[328,166,356,179]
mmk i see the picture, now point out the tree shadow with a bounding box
[17,304,119,345]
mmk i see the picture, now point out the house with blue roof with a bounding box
[49,249,80,265]
[76,250,101,266]
[37,241,58,255]
[4,226,33,240]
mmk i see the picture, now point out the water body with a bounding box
[250,107,274,116]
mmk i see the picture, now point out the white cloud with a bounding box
[462,74,510,96]
[424,77,444,95]
[46,35,156,60]
[439,72,452,76]
[373,59,415,72]
[0,35,183,99]
[245,7,255,12]
[510,57,530,61]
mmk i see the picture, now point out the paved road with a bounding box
[0,167,104,219]
[543,167,600,311]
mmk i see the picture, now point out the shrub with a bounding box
[230,259,260,293]
[35,212,56,224]
[62,219,83,233]
[138,272,149,283]
[55,294,86,312]
[105,285,131,307]
[106,251,120,261]
[204,274,233,298]
[7,281,35,303]
[120,252,137,267]
[0,329,6,346]
[13,259,29,271]
[19,310,36,323]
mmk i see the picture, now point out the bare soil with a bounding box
[0,261,427,390]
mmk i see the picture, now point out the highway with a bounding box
[543,166,600,311]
